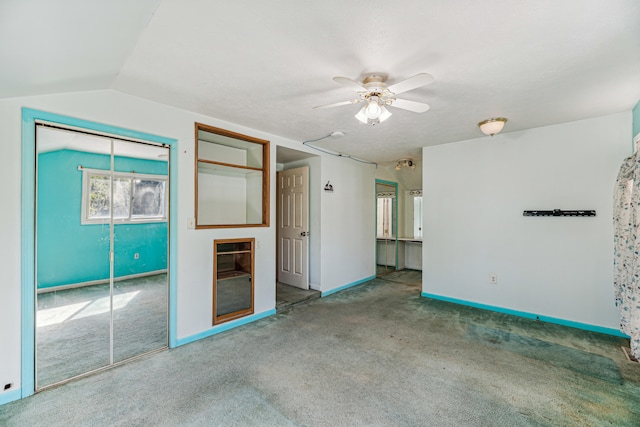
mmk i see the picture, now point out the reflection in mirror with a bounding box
[35,125,169,389]
[112,139,169,363]
[411,190,423,239]
[36,125,111,387]
[375,181,398,278]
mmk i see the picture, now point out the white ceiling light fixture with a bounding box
[478,117,508,136]
[315,73,433,126]
[395,159,416,170]
[355,96,392,125]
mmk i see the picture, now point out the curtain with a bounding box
[613,152,640,359]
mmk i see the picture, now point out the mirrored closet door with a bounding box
[35,124,169,389]
[376,181,398,277]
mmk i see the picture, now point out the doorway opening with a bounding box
[275,147,320,311]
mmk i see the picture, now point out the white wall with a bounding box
[0,89,376,398]
[321,155,377,290]
[422,112,631,329]
[0,99,23,397]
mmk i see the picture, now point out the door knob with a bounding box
[301,231,310,236]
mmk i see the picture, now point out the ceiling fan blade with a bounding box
[333,76,367,92]
[387,73,434,95]
[313,99,361,109]
[390,98,430,113]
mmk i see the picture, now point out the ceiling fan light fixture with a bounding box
[317,73,434,125]
[355,103,392,125]
[379,105,392,123]
[355,106,369,124]
[364,97,382,119]
[478,117,508,136]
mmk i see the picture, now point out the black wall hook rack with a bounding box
[523,209,596,217]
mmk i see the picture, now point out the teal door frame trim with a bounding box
[375,179,399,270]
[21,108,179,398]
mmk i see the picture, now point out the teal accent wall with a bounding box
[37,149,168,289]
[633,99,640,139]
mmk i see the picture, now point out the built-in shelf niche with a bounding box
[213,238,255,325]
[195,123,270,228]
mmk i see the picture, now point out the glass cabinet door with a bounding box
[213,239,254,324]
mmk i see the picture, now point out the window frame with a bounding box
[194,123,270,229]
[81,167,168,225]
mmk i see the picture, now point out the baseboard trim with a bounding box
[0,388,22,406]
[37,270,168,293]
[173,309,277,347]
[322,275,376,297]
[420,292,629,338]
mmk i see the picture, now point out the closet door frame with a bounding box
[21,108,178,398]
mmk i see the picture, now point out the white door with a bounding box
[277,166,309,289]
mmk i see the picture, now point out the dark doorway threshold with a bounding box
[276,282,320,312]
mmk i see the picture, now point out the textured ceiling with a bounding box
[2,0,640,170]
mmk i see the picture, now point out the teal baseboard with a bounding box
[0,388,22,406]
[322,275,376,297]
[421,292,629,338]
[173,309,277,347]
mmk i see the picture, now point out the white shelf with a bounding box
[197,161,262,177]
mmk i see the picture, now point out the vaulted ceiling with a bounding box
[2,0,640,166]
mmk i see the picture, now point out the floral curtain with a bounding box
[613,152,640,359]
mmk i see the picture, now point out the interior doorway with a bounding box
[277,166,309,289]
[375,180,398,277]
[275,147,320,311]
[34,124,170,390]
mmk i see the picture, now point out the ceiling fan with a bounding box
[314,73,434,125]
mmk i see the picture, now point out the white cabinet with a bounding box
[377,238,422,270]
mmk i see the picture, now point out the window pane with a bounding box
[131,179,165,218]
[88,175,111,219]
[112,177,131,219]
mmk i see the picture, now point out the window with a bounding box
[82,168,167,224]
[377,197,394,238]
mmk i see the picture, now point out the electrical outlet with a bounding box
[489,273,498,284]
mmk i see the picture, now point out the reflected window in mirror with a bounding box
[410,190,423,239]
[377,196,394,238]
[413,196,423,239]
